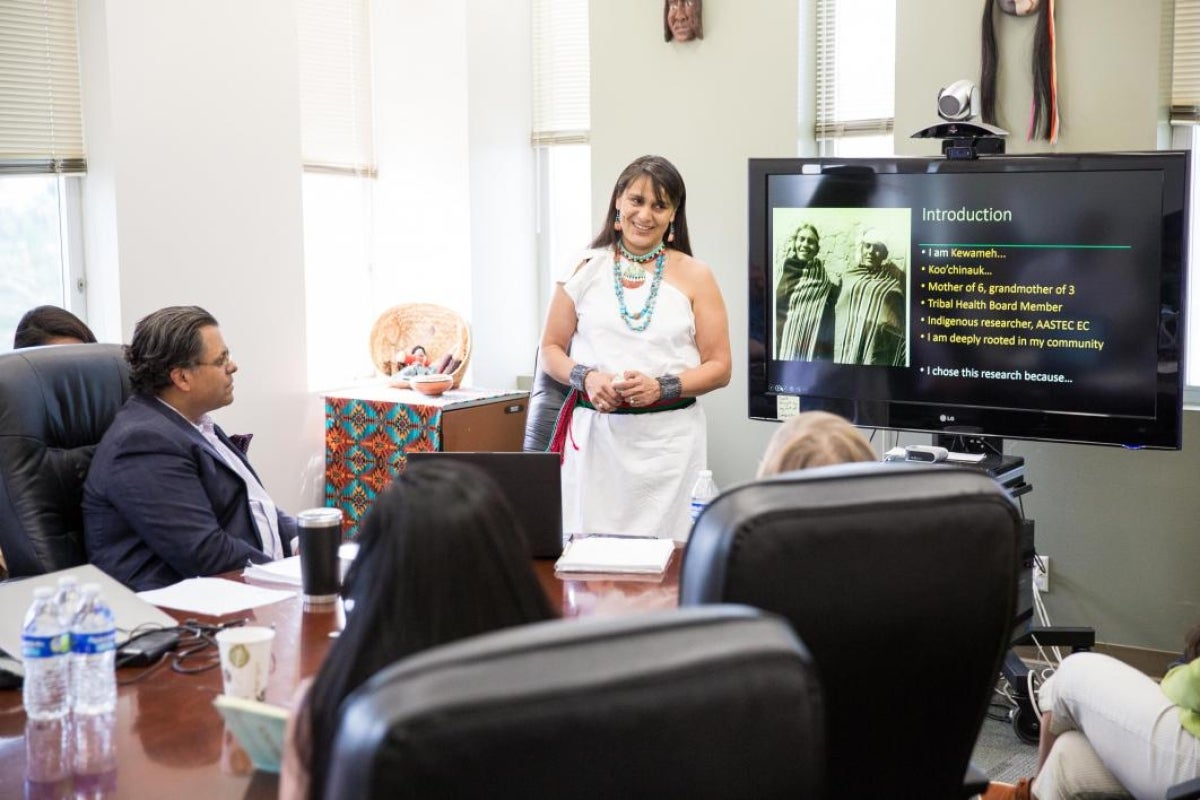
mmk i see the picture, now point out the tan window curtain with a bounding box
[814,0,895,144]
[1173,0,1200,121]
[299,0,376,177]
[532,0,590,146]
[0,0,86,174]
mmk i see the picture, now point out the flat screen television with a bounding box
[748,151,1188,449]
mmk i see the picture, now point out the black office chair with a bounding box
[680,461,1022,799]
[521,347,569,452]
[0,343,131,576]
[324,606,827,800]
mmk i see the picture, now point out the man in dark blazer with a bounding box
[83,305,295,591]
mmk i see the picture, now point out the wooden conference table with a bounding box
[0,550,683,799]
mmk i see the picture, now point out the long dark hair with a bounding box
[589,154,693,257]
[1185,622,1200,663]
[979,0,1055,139]
[299,460,558,799]
[980,0,999,126]
[1028,0,1054,140]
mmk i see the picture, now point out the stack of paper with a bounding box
[554,536,675,575]
[243,558,303,586]
[137,578,296,616]
[242,544,361,587]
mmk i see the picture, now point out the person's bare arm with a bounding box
[613,257,731,406]
[539,283,623,411]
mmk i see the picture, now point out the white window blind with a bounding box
[1173,0,1200,121]
[814,0,895,144]
[298,0,376,176]
[532,0,590,146]
[0,0,85,173]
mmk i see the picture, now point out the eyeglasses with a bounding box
[190,352,233,370]
[668,0,697,8]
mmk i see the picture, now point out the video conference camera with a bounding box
[937,79,979,121]
[911,79,1008,159]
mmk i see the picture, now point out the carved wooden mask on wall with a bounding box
[664,0,703,42]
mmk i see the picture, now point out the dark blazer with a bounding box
[82,394,296,591]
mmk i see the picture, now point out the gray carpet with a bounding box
[972,705,1039,785]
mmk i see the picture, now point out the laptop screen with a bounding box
[404,451,564,559]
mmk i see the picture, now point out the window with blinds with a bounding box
[531,0,592,308]
[1168,0,1200,392]
[298,0,376,177]
[0,0,85,173]
[814,0,896,155]
[1173,0,1200,121]
[532,0,590,146]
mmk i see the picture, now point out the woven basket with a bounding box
[369,303,472,388]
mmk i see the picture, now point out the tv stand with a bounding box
[934,429,1003,457]
[931,434,1095,743]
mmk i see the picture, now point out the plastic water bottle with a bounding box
[22,587,71,720]
[69,584,117,716]
[689,469,720,525]
[52,575,81,628]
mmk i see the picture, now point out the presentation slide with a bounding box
[767,170,1166,418]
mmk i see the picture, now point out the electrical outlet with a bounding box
[1033,557,1050,593]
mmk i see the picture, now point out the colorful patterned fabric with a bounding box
[324,397,442,538]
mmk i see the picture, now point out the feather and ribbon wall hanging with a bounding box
[980,0,1059,142]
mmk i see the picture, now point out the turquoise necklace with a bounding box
[617,240,665,283]
[612,244,667,332]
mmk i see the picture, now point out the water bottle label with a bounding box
[690,500,707,522]
[22,633,70,659]
[72,630,116,655]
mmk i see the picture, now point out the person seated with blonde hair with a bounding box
[757,410,876,478]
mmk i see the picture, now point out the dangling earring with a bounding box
[667,221,675,243]
[613,210,621,231]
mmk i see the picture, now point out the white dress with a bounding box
[559,249,706,542]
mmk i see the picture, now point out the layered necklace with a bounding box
[612,240,667,332]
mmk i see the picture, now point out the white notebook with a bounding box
[554,536,675,575]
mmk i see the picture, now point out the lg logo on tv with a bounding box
[939,414,956,423]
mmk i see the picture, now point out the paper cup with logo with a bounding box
[215,626,275,701]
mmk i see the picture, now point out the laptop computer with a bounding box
[0,563,179,677]
[404,451,564,558]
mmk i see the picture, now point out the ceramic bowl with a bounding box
[409,373,455,396]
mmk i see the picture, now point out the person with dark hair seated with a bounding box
[13,304,97,348]
[280,459,558,800]
[985,623,1200,800]
[83,305,294,590]
[756,410,876,478]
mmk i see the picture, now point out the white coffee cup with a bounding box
[215,626,275,702]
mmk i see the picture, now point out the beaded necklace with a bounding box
[611,245,667,332]
[616,240,665,283]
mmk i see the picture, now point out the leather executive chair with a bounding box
[521,347,569,453]
[0,343,131,577]
[679,461,1022,800]
[324,605,827,800]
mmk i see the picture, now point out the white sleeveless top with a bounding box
[558,249,706,541]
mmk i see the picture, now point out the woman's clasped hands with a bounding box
[588,370,658,412]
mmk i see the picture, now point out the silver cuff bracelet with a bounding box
[569,364,595,392]
[656,374,682,401]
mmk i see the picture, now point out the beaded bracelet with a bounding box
[656,374,682,401]
[569,364,596,392]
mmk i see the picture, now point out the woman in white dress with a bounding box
[538,155,731,541]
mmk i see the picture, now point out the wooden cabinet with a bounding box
[324,384,529,536]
